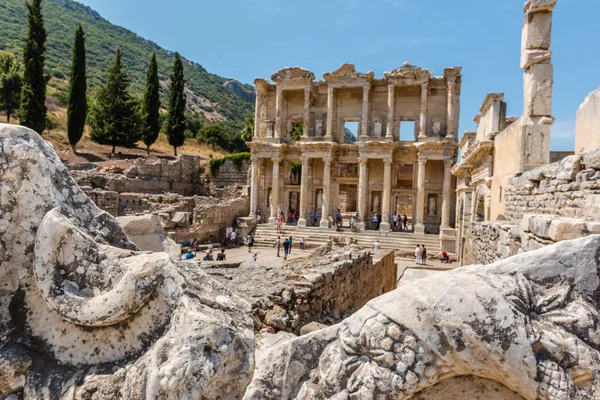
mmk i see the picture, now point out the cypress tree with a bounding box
[67,24,87,154]
[166,52,186,156]
[0,52,22,123]
[89,48,139,155]
[20,0,47,134]
[142,52,160,155]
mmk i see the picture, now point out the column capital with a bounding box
[358,157,368,165]
[443,158,454,168]
[383,157,393,166]
[388,83,396,91]
[323,157,332,165]
[447,80,456,90]
[417,156,428,164]
[271,157,281,164]
[421,81,429,90]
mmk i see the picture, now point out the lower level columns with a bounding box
[357,157,368,231]
[414,156,427,234]
[268,157,280,225]
[380,158,392,232]
[441,158,453,229]
[297,158,310,227]
[249,158,259,217]
[320,158,331,229]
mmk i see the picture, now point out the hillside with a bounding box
[0,0,255,126]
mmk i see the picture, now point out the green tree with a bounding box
[89,48,140,155]
[66,24,86,154]
[141,52,160,155]
[240,114,254,142]
[166,52,186,156]
[20,0,47,134]
[0,52,22,123]
[291,123,303,141]
[198,123,225,151]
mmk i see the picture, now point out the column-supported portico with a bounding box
[320,158,331,228]
[414,156,427,234]
[297,157,310,227]
[357,157,368,231]
[380,158,392,232]
[268,157,280,224]
[325,87,334,140]
[386,84,395,139]
[419,82,428,139]
[250,158,259,217]
[441,158,453,229]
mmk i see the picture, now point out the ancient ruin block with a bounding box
[576,88,600,154]
[524,63,553,117]
[522,11,553,50]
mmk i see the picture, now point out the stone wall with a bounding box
[205,244,396,334]
[576,88,600,154]
[211,159,250,188]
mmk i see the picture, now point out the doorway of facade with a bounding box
[288,191,299,224]
[394,194,414,231]
[338,184,358,215]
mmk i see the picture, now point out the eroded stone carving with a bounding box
[271,67,315,83]
[245,235,600,399]
[0,124,254,398]
[323,63,375,82]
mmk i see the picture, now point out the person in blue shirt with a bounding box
[283,238,290,260]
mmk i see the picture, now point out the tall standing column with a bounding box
[325,86,334,140]
[360,84,370,139]
[275,86,283,139]
[357,157,368,231]
[303,86,311,138]
[249,158,259,217]
[380,158,392,232]
[446,80,456,139]
[419,82,428,139]
[320,158,331,229]
[297,157,309,227]
[441,158,453,229]
[414,156,427,234]
[268,158,281,225]
[386,84,395,139]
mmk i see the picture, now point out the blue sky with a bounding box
[77,0,600,151]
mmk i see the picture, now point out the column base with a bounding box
[414,223,426,234]
[439,227,457,254]
[268,216,277,225]
[357,222,366,232]
[297,218,307,227]
[319,219,330,229]
[379,222,391,233]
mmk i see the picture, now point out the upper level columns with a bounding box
[320,158,332,229]
[419,82,428,139]
[414,156,427,234]
[446,80,456,139]
[297,157,310,227]
[275,86,284,139]
[360,84,370,139]
[386,84,395,139]
[441,158,453,229]
[268,157,281,224]
[325,86,334,140]
[357,157,368,229]
[380,158,393,232]
[303,87,311,138]
[249,158,259,217]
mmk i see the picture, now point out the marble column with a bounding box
[253,96,261,139]
[419,82,428,139]
[320,158,331,229]
[303,86,311,138]
[325,86,334,140]
[250,158,259,217]
[275,86,283,139]
[447,80,456,138]
[386,84,395,139]
[357,157,368,231]
[441,158,453,229]
[360,84,370,139]
[414,156,427,234]
[269,158,280,225]
[297,157,309,227]
[380,158,392,232]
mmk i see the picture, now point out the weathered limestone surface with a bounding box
[245,235,600,399]
[116,214,181,260]
[576,88,600,154]
[0,124,254,399]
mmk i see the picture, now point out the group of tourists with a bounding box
[273,236,306,260]
[183,239,228,262]
[392,212,409,232]
[414,244,428,265]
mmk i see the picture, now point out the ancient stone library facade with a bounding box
[249,62,462,245]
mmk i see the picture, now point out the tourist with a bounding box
[415,244,422,265]
[403,214,408,230]
[312,209,319,226]
[299,237,305,250]
[283,238,290,260]
[256,208,262,223]
[277,212,284,233]
[442,250,450,263]
[336,209,343,226]
[372,214,378,230]
[247,232,254,253]
[421,245,427,265]
[202,251,211,261]
[274,236,281,257]
[252,252,258,262]
[182,250,195,261]
[216,249,226,261]
[288,236,293,254]
[373,240,381,251]
[392,212,399,232]
[229,230,236,248]
[190,238,198,255]
[288,210,294,225]
[350,215,357,233]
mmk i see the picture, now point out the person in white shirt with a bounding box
[373,240,381,251]
[230,230,236,247]
[415,244,422,264]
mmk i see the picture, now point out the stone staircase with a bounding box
[252,224,441,255]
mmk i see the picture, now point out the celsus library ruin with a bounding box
[2,0,600,399]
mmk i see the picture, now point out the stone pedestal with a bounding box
[439,227,457,253]
[414,224,426,235]
[379,222,391,233]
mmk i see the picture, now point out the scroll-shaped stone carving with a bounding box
[244,235,600,399]
[0,124,254,399]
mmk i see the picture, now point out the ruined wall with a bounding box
[211,159,250,188]
[576,88,600,154]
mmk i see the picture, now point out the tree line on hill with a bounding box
[0,0,254,156]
